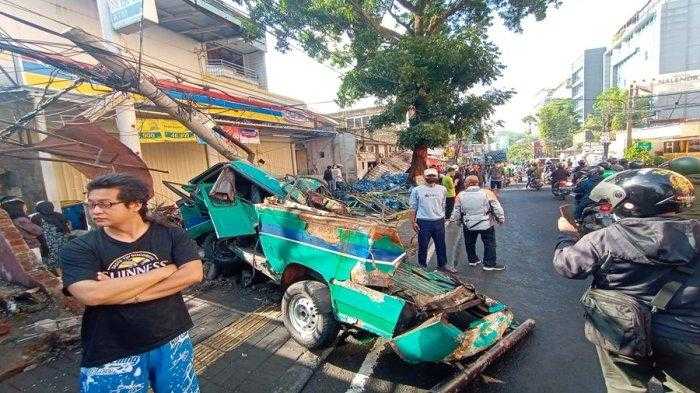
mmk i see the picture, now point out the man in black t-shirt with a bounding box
[61,173,203,393]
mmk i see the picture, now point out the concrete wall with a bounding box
[583,48,605,120]
[304,137,336,177]
[333,133,359,181]
[659,0,700,74]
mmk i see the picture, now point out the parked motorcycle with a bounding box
[552,180,573,200]
[578,201,616,235]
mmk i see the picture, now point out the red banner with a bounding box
[220,125,260,144]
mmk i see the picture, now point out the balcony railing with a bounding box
[205,59,260,86]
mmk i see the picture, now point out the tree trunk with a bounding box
[408,145,428,184]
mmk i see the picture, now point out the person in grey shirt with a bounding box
[410,168,452,272]
[450,175,505,270]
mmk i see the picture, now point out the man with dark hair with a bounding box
[61,173,203,393]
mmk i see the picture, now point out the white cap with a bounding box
[424,168,438,176]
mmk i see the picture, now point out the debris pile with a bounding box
[339,173,411,219]
[363,155,411,180]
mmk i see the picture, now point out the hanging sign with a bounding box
[220,125,261,144]
[107,0,159,33]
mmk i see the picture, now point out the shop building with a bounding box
[0,0,336,207]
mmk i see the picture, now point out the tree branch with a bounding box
[388,3,414,33]
[348,0,402,41]
[426,0,474,33]
[394,0,416,13]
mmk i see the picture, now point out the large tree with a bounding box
[245,0,560,179]
[585,87,653,138]
[537,98,579,153]
[507,134,535,163]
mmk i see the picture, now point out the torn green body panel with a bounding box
[229,160,287,197]
[179,202,213,240]
[198,184,258,238]
[255,204,405,281]
[329,280,406,338]
[391,317,463,363]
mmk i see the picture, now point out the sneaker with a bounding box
[482,263,506,271]
[440,266,458,274]
[468,260,482,266]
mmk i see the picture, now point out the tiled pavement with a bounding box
[0,294,327,393]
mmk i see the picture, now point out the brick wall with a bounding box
[0,208,81,313]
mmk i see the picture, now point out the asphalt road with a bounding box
[302,187,606,393]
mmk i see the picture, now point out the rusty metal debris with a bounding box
[413,286,477,313]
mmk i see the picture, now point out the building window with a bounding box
[320,151,325,158]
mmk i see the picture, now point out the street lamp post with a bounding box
[601,131,611,160]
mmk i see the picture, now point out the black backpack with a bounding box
[580,253,695,358]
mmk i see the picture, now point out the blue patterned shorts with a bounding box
[79,332,199,393]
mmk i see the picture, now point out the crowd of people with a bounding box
[410,156,700,392]
[1,197,71,271]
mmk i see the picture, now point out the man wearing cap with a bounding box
[410,168,452,272]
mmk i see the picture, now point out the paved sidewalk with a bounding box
[0,292,327,393]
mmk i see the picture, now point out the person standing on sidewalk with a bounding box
[442,165,457,218]
[332,164,345,190]
[60,173,203,393]
[2,198,43,263]
[451,176,506,271]
[324,165,336,193]
[410,168,452,272]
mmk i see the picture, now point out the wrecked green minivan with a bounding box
[167,160,533,370]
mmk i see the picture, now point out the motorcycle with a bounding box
[552,180,573,200]
[526,177,543,191]
[578,201,616,235]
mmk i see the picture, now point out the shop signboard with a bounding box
[635,140,652,151]
[220,125,261,144]
[107,0,158,33]
[137,118,196,143]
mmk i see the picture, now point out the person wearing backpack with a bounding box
[451,175,506,271]
[553,169,700,393]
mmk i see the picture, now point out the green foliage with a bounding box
[245,0,560,150]
[587,87,654,136]
[507,135,535,163]
[536,98,579,151]
[624,143,665,166]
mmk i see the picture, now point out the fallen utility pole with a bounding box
[62,28,255,163]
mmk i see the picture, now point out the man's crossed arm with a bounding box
[67,260,203,306]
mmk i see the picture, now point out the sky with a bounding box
[264,0,649,131]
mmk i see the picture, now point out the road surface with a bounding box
[302,187,606,393]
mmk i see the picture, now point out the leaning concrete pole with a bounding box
[62,28,255,162]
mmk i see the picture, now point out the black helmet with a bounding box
[583,165,605,179]
[667,156,700,175]
[598,161,611,170]
[589,169,695,217]
[628,160,644,169]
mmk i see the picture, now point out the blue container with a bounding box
[62,203,87,230]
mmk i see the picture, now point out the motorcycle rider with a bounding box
[526,162,542,189]
[551,162,570,192]
[572,160,588,184]
[553,169,699,392]
[573,165,605,219]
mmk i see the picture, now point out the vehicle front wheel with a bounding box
[282,280,339,349]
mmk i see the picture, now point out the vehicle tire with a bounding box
[282,280,340,349]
